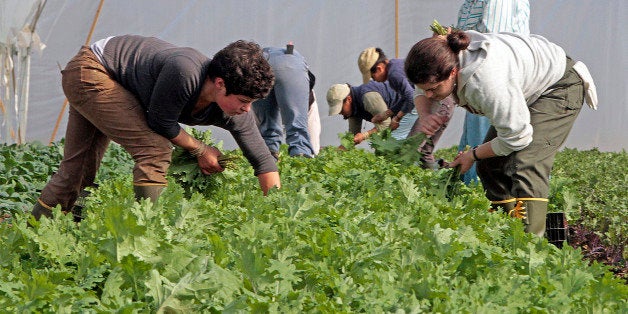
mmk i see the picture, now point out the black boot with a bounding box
[30,199,53,224]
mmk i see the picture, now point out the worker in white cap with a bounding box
[358,47,454,169]
[326,80,402,145]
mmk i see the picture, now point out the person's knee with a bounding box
[132,145,172,185]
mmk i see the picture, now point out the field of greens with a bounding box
[0,132,626,312]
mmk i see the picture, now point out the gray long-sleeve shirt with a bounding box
[98,35,277,175]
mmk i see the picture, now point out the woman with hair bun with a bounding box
[404,30,597,237]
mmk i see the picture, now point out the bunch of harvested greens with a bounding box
[168,128,243,195]
[430,19,448,35]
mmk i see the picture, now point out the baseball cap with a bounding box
[326,84,350,116]
[358,47,379,84]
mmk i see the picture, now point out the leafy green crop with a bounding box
[168,128,246,197]
[552,148,627,253]
[0,139,626,312]
[338,131,356,150]
[368,129,427,166]
[0,141,63,214]
[0,140,133,217]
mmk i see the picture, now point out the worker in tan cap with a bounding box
[358,47,454,169]
[326,81,402,145]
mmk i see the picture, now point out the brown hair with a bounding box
[404,30,470,85]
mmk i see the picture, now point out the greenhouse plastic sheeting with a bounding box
[9,0,627,152]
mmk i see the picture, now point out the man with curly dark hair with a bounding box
[31,35,280,221]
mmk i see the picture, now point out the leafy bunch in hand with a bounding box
[169,128,243,195]
[368,129,428,166]
[338,132,357,150]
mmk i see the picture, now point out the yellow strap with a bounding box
[37,198,54,210]
[516,197,549,202]
[490,198,517,205]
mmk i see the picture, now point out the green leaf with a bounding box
[429,19,448,35]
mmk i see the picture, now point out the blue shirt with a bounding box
[386,58,415,114]
[350,81,401,122]
[457,0,530,34]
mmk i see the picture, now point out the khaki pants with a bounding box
[39,46,172,210]
[477,57,584,202]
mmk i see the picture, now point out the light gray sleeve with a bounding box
[363,92,391,130]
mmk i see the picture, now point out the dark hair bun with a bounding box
[447,30,470,54]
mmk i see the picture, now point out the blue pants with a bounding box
[458,112,490,184]
[253,47,314,156]
[391,109,418,140]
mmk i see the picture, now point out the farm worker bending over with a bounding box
[404,29,597,237]
[326,81,401,145]
[31,35,281,221]
[455,0,531,185]
[358,47,454,169]
[252,45,316,159]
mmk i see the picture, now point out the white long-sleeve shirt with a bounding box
[456,31,566,156]
[413,0,531,113]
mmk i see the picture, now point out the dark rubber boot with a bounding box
[133,185,164,203]
[31,199,53,221]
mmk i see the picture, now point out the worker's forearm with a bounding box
[258,171,281,195]
[170,129,197,149]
